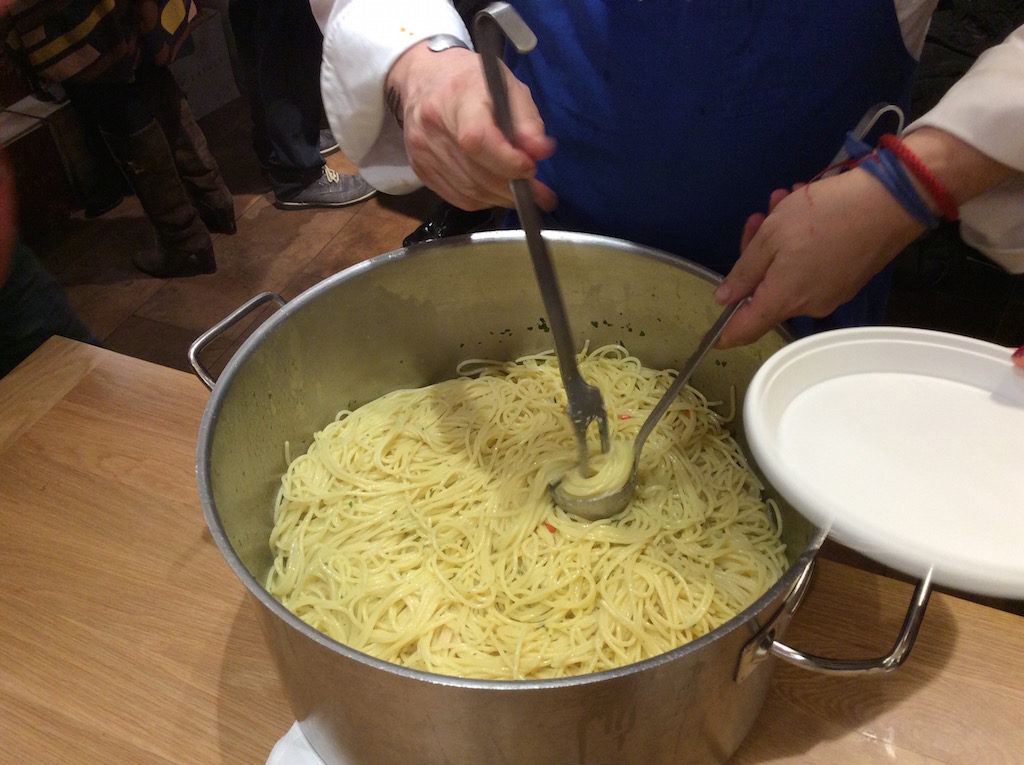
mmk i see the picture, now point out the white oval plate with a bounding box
[744,327,1024,599]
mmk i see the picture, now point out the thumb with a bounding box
[716,296,788,349]
[739,212,765,252]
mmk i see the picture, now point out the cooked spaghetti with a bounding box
[266,345,786,680]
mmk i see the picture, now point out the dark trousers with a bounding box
[64,66,180,138]
[0,240,98,378]
[228,0,325,197]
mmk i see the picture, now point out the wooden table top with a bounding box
[1,337,1021,764]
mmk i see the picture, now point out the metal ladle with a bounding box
[552,299,748,520]
[474,4,610,478]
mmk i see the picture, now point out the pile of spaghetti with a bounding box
[266,345,786,680]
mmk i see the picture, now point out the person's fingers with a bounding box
[411,131,557,212]
[454,108,536,176]
[414,156,515,210]
[767,188,790,212]
[716,281,796,348]
[504,64,556,163]
[447,65,552,177]
[739,212,766,252]
[714,221,777,307]
[530,178,558,211]
[407,127,505,205]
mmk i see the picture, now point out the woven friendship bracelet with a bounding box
[879,133,960,221]
[844,134,940,230]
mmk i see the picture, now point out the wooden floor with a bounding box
[24,96,1024,381]
[25,97,440,381]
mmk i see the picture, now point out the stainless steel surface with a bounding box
[195,230,825,765]
[735,557,817,682]
[188,291,285,389]
[740,568,934,677]
[552,298,749,520]
[475,3,610,478]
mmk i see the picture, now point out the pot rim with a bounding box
[196,229,825,691]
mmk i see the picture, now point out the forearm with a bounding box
[902,23,1024,271]
[901,127,1016,212]
[906,24,1024,174]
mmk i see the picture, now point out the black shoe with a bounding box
[318,129,340,157]
[403,202,497,247]
[273,167,376,209]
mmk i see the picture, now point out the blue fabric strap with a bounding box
[844,134,939,229]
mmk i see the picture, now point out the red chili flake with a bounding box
[683,410,692,418]
[543,522,556,533]
[619,413,631,420]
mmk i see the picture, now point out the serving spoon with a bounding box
[552,299,748,520]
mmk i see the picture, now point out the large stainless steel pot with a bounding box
[194,230,826,765]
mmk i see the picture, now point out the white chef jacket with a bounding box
[906,25,1024,273]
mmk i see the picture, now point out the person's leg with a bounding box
[251,0,324,195]
[0,240,98,377]
[227,0,273,168]
[148,67,236,235]
[65,78,215,277]
[64,91,126,218]
[244,0,374,208]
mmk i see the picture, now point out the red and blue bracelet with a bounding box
[844,133,940,229]
[878,133,960,222]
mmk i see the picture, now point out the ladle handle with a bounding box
[632,298,748,460]
[473,4,576,379]
[474,3,610,469]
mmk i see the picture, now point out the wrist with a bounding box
[385,38,474,127]
[879,134,958,222]
[848,165,931,246]
[901,127,1016,207]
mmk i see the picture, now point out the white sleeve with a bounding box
[312,0,471,194]
[906,25,1024,274]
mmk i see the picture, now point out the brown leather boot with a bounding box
[152,82,236,235]
[102,121,216,278]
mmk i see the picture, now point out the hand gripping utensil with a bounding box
[474,3,610,479]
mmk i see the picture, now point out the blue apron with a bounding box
[504,1,918,335]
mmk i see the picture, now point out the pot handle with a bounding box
[736,562,933,680]
[188,291,286,390]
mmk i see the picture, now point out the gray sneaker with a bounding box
[274,167,376,209]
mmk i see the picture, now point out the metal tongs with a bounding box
[474,4,610,478]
